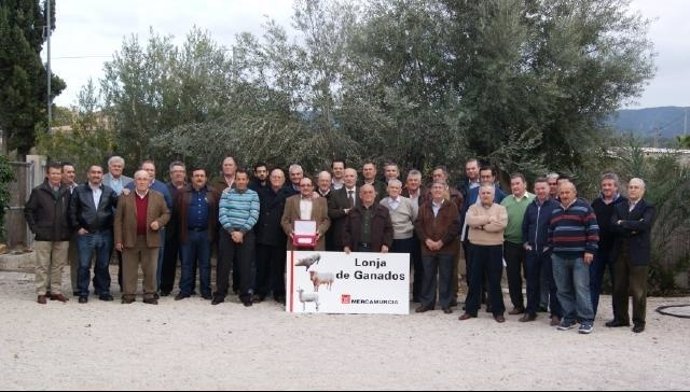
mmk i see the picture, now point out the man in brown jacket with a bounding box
[281,177,330,251]
[114,170,170,304]
[414,181,460,314]
[343,184,393,253]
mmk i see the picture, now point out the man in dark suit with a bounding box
[342,184,394,253]
[328,168,359,251]
[607,178,655,333]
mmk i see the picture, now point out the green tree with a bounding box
[0,0,65,155]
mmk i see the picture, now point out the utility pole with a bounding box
[46,0,52,133]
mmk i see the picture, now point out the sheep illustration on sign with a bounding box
[295,254,320,270]
[309,271,334,292]
[296,287,319,312]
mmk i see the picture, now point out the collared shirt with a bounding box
[110,176,124,195]
[318,188,331,197]
[469,181,480,190]
[629,200,638,212]
[299,196,313,220]
[345,187,356,207]
[188,186,210,229]
[332,179,344,190]
[432,199,444,217]
[89,183,102,208]
[388,197,401,211]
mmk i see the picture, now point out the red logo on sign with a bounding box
[341,294,351,304]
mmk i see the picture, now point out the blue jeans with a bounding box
[179,230,211,297]
[77,231,113,296]
[552,253,594,324]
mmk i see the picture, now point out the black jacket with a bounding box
[592,194,628,253]
[69,183,119,232]
[255,186,292,246]
[611,199,655,266]
[24,179,72,241]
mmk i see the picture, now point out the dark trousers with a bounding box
[391,236,417,300]
[420,252,454,309]
[504,241,525,310]
[217,227,240,293]
[464,241,488,304]
[525,249,561,317]
[160,228,184,294]
[255,243,287,299]
[590,246,615,317]
[179,230,211,297]
[465,244,505,317]
[409,235,424,301]
[612,244,648,326]
[216,230,255,300]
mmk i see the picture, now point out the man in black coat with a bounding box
[607,178,655,333]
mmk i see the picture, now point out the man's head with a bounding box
[533,177,550,202]
[405,169,422,192]
[169,160,186,185]
[134,170,151,193]
[235,169,250,191]
[510,173,527,198]
[254,163,268,182]
[331,159,345,180]
[140,160,156,182]
[299,177,315,198]
[430,181,446,201]
[107,156,125,178]
[61,162,76,185]
[46,162,62,187]
[432,166,449,184]
[387,179,402,198]
[546,172,559,197]
[269,168,286,190]
[600,172,620,199]
[558,181,577,206]
[343,168,358,188]
[190,167,207,189]
[317,171,332,192]
[479,166,496,184]
[87,165,104,186]
[289,164,304,186]
[362,161,377,181]
[384,162,399,182]
[465,159,479,181]
[628,178,646,202]
[479,183,496,206]
[221,156,237,177]
[359,184,377,206]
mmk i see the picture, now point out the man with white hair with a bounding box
[288,164,304,195]
[103,156,133,196]
[608,178,655,333]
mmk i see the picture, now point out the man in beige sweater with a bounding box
[459,183,508,323]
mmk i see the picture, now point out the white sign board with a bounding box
[285,251,410,314]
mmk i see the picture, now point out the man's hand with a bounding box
[78,228,88,235]
[122,188,131,196]
[150,221,160,231]
[115,242,123,252]
[344,246,351,254]
[231,231,244,244]
[381,245,389,253]
[584,252,594,265]
[524,243,533,251]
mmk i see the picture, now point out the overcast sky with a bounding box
[43,0,690,109]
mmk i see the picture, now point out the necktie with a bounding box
[347,190,354,207]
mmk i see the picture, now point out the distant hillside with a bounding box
[608,106,689,139]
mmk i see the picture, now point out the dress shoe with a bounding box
[50,293,69,302]
[153,293,160,300]
[99,294,114,301]
[78,296,88,304]
[415,305,433,313]
[519,314,537,322]
[174,293,190,301]
[37,295,47,304]
[121,297,135,304]
[632,324,645,333]
[160,291,171,297]
[143,298,158,305]
[252,295,265,303]
[458,313,475,321]
[508,307,525,315]
[550,315,561,326]
[201,294,212,300]
[605,319,631,328]
[242,299,253,307]
[494,315,506,323]
[211,296,224,305]
[442,307,453,314]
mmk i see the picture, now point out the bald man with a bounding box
[342,184,393,253]
[608,178,655,333]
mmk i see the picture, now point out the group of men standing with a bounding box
[25,155,655,333]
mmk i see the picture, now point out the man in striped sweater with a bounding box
[548,181,599,334]
[213,169,260,307]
